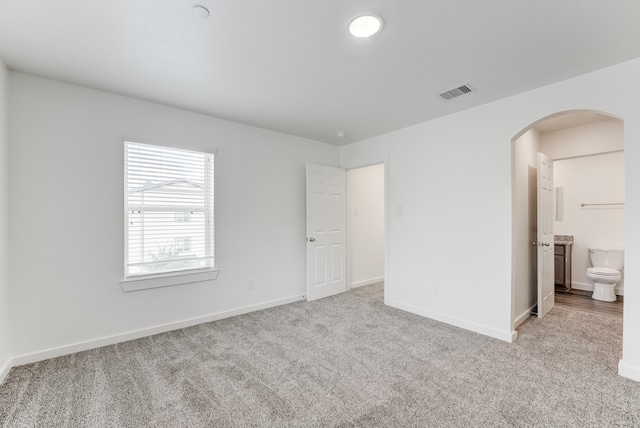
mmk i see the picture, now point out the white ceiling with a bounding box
[0,1,639,146]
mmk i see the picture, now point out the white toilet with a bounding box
[586,247,624,302]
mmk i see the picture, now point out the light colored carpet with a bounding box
[1,283,639,427]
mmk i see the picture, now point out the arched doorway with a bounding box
[511,110,625,334]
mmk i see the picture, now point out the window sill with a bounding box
[120,268,220,292]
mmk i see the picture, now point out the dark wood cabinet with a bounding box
[554,243,572,291]
[554,251,564,284]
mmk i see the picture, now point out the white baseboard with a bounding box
[8,294,305,372]
[571,281,592,292]
[387,299,517,343]
[0,358,11,385]
[619,360,640,382]
[514,304,537,329]
[350,276,384,289]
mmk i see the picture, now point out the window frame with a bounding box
[120,140,218,292]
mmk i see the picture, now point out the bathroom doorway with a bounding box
[346,163,386,296]
[511,110,625,329]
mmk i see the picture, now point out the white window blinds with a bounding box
[125,141,214,277]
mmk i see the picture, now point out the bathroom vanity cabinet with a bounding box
[554,243,573,291]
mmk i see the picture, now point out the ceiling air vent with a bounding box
[439,84,473,100]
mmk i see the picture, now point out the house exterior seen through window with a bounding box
[175,211,192,222]
[175,237,192,253]
[124,141,214,277]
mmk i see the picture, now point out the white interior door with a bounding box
[306,163,347,301]
[537,152,554,318]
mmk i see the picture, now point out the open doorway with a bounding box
[512,110,625,330]
[346,164,385,295]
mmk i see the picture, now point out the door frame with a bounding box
[344,157,390,305]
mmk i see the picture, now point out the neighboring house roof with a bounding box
[130,179,203,193]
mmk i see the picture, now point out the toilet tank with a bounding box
[588,247,624,270]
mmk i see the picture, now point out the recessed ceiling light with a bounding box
[336,131,347,138]
[193,5,210,18]
[348,13,383,38]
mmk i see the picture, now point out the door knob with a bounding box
[308,237,316,242]
[542,242,551,247]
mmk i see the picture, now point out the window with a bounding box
[175,237,191,253]
[124,141,214,278]
[175,211,192,222]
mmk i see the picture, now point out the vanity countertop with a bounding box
[554,235,574,245]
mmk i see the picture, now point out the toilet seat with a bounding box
[587,267,619,276]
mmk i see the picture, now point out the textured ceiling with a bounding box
[0,0,639,145]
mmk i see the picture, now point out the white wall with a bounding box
[346,164,384,288]
[553,152,625,293]
[340,58,640,382]
[512,129,540,328]
[8,72,339,361]
[542,120,625,294]
[0,59,10,381]
[540,119,624,159]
